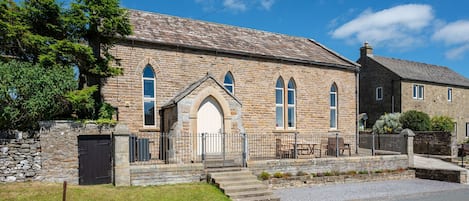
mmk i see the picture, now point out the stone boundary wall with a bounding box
[0,139,41,182]
[360,131,456,157]
[130,164,205,186]
[247,155,409,176]
[265,170,415,189]
[39,120,114,184]
[415,168,467,184]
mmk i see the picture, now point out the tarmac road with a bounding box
[274,179,469,201]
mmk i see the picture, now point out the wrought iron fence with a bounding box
[129,132,355,165]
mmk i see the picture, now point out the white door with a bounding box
[197,97,223,155]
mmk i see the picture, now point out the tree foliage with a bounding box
[0,61,76,130]
[0,0,131,129]
[372,113,402,134]
[431,116,454,132]
[400,110,431,131]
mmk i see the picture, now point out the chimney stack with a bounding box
[360,42,373,58]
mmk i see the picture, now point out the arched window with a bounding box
[275,77,284,128]
[143,65,156,126]
[330,83,338,129]
[287,79,296,128]
[224,72,234,94]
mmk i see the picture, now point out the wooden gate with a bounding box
[78,135,112,185]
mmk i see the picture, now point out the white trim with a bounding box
[223,72,235,94]
[376,87,383,101]
[275,79,284,129]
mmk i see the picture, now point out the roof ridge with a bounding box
[373,55,449,70]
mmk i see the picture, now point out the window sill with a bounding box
[272,129,298,134]
[139,127,160,132]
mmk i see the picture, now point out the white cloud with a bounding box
[433,20,469,60]
[260,0,275,10]
[195,0,275,12]
[331,4,434,48]
[223,0,247,12]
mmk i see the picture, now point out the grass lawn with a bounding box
[0,182,231,201]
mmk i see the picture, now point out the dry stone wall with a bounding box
[0,138,41,182]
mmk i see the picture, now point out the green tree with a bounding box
[400,110,431,131]
[431,116,454,132]
[0,61,76,130]
[0,0,131,122]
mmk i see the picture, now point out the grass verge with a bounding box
[0,182,230,201]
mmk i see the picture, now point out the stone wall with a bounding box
[0,138,41,182]
[39,120,114,184]
[360,131,456,157]
[130,164,205,186]
[247,155,409,176]
[413,132,456,157]
[415,168,467,184]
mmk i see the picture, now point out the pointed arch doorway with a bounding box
[197,96,223,155]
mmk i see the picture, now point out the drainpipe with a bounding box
[355,68,360,154]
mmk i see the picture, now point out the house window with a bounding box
[466,123,469,137]
[287,79,296,129]
[275,77,284,129]
[412,84,424,100]
[224,72,234,94]
[448,88,452,102]
[376,87,383,101]
[143,65,156,126]
[330,83,338,129]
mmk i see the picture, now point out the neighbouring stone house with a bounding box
[358,42,469,141]
[101,9,360,162]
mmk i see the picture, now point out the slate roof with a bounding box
[370,56,469,88]
[161,73,241,109]
[127,9,359,70]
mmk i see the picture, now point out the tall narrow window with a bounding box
[143,65,156,126]
[287,79,296,129]
[275,78,284,129]
[376,87,383,101]
[413,84,424,100]
[448,88,452,102]
[224,72,234,94]
[330,83,338,129]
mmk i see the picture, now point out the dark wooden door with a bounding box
[78,135,112,185]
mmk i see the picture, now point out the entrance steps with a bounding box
[208,169,280,201]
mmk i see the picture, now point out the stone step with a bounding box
[212,174,258,184]
[228,189,273,199]
[232,195,281,201]
[206,167,244,173]
[222,183,268,194]
[215,178,261,188]
[209,170,252,178]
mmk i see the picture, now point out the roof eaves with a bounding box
[307,39,361,70]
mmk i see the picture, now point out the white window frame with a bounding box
[143,66,156,127]
[448,88,452,102]
[287,79,296,129]
[330,84,338,130]
[412,84,424,100]
[376,87,383,101]
[466,122,469,137]
[275,78,284,129]
[223,72,234,94]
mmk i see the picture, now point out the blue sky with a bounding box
[120,0,469,78]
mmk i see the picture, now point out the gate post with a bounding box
[201,133,206,163]
[242,133,247,167]
[113,124,130,186]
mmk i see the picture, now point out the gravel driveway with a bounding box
[274,179,469,201]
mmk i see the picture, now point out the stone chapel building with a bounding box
[102,10,360,156]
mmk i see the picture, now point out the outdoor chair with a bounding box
[327,137,351,156]
[276,139,292,159]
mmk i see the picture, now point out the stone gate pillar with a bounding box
[113,124,130,186]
